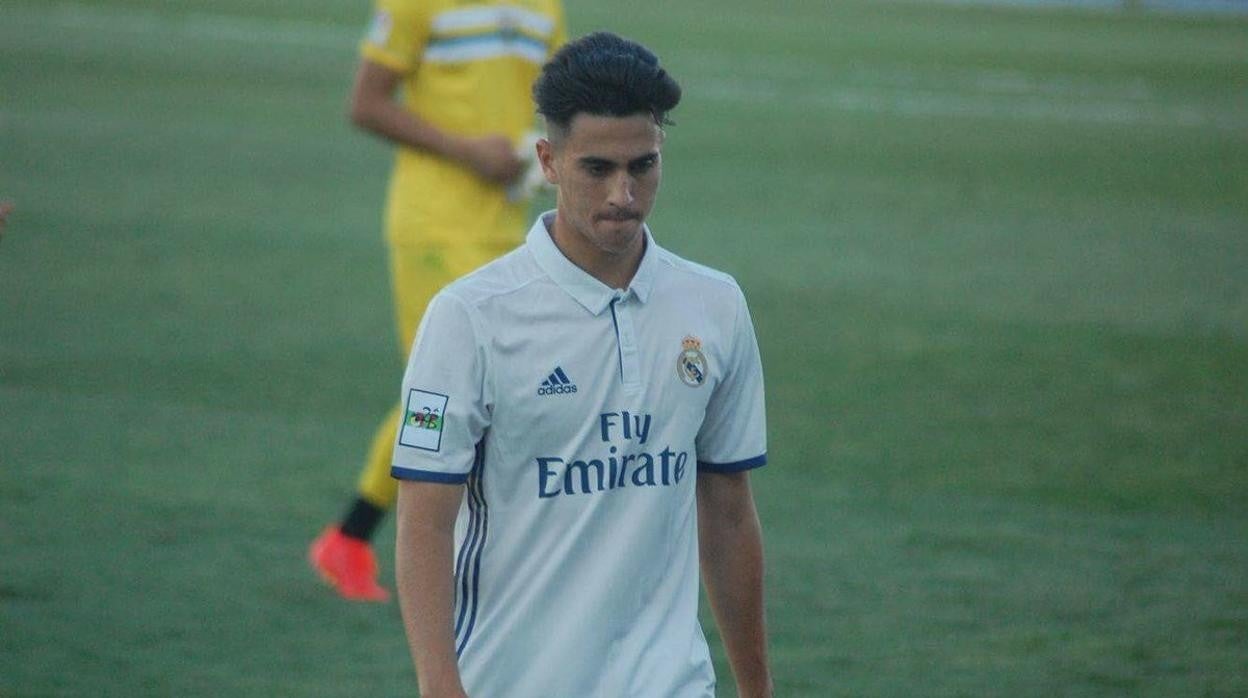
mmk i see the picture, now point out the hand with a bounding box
[456,135,524,185]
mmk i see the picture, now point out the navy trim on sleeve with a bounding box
[697,454,767,473]
[391,466,470,484]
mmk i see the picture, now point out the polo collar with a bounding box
[527,211,658,316]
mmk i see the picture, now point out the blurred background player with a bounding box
[310,0,567,602]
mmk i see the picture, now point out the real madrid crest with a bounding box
[677,335,708,387]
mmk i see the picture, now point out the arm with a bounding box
[697,470,773,698]
[348,59,522,185]
[395,479,470,698]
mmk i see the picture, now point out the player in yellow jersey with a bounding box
[310,0,567,601]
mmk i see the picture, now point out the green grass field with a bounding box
[2,0,1246,695]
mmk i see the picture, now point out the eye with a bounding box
[584,162,611,177]
[629,157,658,176]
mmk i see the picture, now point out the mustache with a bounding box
[596,210,641,222]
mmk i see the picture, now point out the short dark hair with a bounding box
[533,32,682,133]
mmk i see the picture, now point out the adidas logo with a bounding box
[537,366,578,396]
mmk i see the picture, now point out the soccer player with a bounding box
[309,0,567,601]
[392,32,773,698]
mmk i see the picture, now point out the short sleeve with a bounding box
[359,0,430,75]
[695,287,767,472]
[391,291,491,483]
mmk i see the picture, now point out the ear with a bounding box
[536,138,559,185]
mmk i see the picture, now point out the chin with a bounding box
[596,227,641,250]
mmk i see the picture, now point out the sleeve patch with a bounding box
[399,389,449,452]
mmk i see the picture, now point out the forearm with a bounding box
[348,59,467,164]
[351,97,465,163]
[395,483,468,698]
[347,60,519,185]
[698,474,773,698]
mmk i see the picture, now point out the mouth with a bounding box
[596,212,640,223]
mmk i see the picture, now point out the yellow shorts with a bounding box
[387,238,518,353]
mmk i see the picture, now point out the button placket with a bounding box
[612,294,642,392]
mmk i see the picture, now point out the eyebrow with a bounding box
[577,153,659,168]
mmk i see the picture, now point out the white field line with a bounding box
[694,80,1239,130]
[668,48,1160,103]
[897,0,1248,14]
[37,2,358,48]
[6,2,1245,131]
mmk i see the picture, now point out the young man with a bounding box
[309,0,567,601]
[393,32,773,698]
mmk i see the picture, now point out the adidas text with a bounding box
[538,384,578,396]
[538,367,577,396]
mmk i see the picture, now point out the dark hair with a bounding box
[533,32,682,132]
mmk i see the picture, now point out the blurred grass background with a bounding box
[2,0,1246,695]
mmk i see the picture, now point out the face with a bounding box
[537,112,664,263]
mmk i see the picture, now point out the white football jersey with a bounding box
[393,212,767,697]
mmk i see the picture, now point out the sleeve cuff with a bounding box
[391,466,469,484]
[697,454,767,473]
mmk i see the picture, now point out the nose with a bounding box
[606,172,635,209]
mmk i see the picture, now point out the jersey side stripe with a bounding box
[453,445,487,642]
[455,443,489,655]
[456,463,487,655]
[452,502,480,638]
[452,488,478,606]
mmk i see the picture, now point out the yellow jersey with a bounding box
[361,0,567,245]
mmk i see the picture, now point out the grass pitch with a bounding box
[2,1,1246,695]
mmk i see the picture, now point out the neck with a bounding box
[549,212,645,290]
